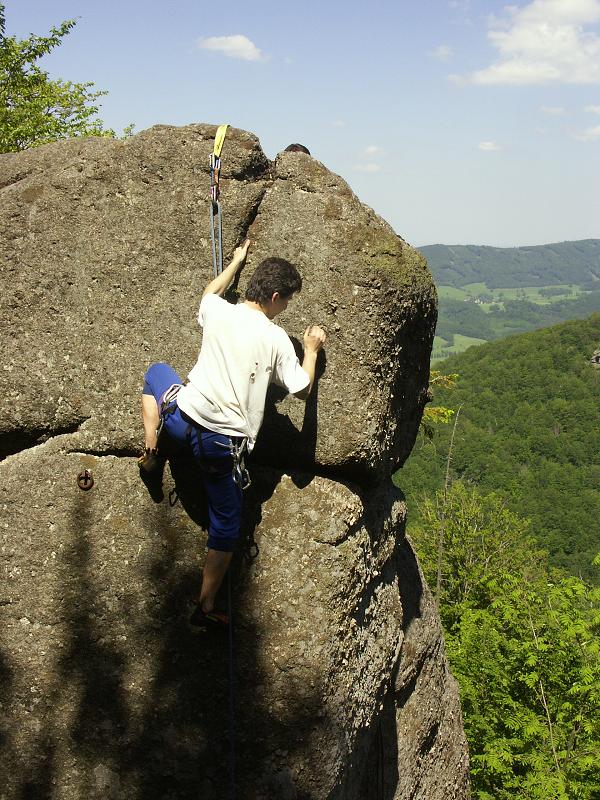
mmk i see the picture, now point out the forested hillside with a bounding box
[420,239,600,289]
[398,314,600,797]
[395,313,600,582]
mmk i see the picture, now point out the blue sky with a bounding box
[6,0,600,247]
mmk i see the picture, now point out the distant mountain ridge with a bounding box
[420,238,600,360]
[420,239,600,290]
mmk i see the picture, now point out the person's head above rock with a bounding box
[284,143,311,155]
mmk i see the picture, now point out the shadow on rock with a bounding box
[167,453,210,529]
[250,346,326,481]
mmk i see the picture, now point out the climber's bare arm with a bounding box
[294,325,326,400]
[203,239,251,297]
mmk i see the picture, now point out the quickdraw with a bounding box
[209,124,229,278]
[215,436,251,490]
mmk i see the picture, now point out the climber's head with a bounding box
[284,143,311,155]
[245,257,302,318]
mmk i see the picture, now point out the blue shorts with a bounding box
[143,362,243,553]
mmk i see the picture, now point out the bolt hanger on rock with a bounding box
[77,469,94,491]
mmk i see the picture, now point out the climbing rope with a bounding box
[209,124,229,277]
[209,124,238,799]
[227,570,236,800]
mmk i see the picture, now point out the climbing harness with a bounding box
[156,382,250,490]
[155,382,183,445]
[209,124,229,278]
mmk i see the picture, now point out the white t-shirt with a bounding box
[176,294,310,450]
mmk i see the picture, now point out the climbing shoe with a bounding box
[138,447,165,474]
[138,448,166,503]
[189,603,229,633]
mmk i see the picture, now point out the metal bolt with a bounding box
[77,469,94,491]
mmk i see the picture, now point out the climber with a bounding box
[283,143,311,155]
[139,239,326,631]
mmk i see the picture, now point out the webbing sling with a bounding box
[209,124,229,277]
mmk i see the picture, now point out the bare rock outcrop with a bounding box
[0,125,469,799]
[0,125,432,482]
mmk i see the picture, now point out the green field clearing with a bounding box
[462,282,488,293]
[431,333,487,362]
[438,285,468,299]
[493,285,582,303]
[438,283,586,306]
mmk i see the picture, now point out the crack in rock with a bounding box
[0,416,91,462]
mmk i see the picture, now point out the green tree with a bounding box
[420,369,458,440]
[414,481,538,618]
[411,482,600,799]
[0,4,114,152]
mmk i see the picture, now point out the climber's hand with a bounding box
[233,239,251,266]
[303,325,326,353]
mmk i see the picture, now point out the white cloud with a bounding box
[463,0,600,85]
[198,34,264,61]
[431,44,454,61]
[448,0,474,27]
[354,162,382,173]
[449,0,471,12]
[478,140,501,151]
[331,119,346,128]
[585,103,600,112]
[540,105,567,114]
[572,123,600,139]
[355,145,384,172]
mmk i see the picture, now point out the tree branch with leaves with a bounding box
[0,4,118,152]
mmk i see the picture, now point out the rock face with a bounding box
[0,126,469,799]
[0,124,433,482]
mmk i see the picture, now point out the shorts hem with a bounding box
[207,535,237,553]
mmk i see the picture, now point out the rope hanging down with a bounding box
[209,124,229,277]
[209,123,237,799]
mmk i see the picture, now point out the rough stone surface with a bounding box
[0,124,435,483]
[0,126,468,799]
[245,152,435,482]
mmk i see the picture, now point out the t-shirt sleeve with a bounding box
[273,331,311,395]
[198,293,222,327]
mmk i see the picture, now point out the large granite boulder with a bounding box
[0,126,468,800]
[0,124,435,483]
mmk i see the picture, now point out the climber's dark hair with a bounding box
[245,257,302,304]
[284,143,311,155]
